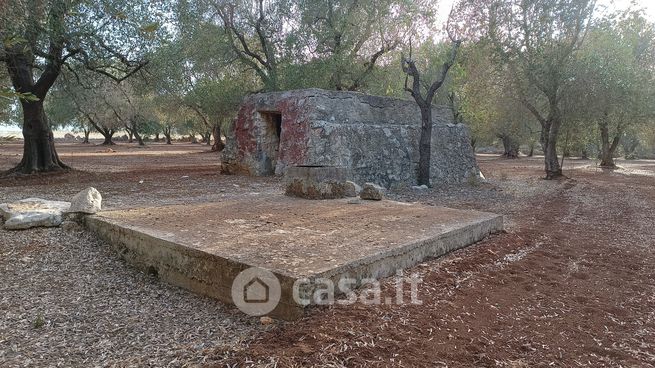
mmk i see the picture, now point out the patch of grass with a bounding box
[33,314,46,329]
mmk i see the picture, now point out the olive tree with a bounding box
[0,0,163,173]
[458,0,596,179]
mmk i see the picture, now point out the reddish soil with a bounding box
[2,142,654,367]
[218,160,655,367]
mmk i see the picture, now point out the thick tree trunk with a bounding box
[102,134,115,145]
[125,122,144,146]
[82,128,90,144]
[133,130,145,146]
[201,131,211,145]
[163,126,172,144]
[9,100,68,174]
[599,121,620,168]
[417,107,432,186]
[500,134,520,158]
[212,124,225,152]
[85,117,114,145]
[543,120,563,179]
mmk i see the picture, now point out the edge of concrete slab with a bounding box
[310,212,503,283]
[85,215,305,319]
[85,208,503,320]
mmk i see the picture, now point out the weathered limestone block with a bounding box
[344,181,362,197]
[68,187,102,214]
[360,183,385,201]
[285,166,348,199]
[0,198,71,230]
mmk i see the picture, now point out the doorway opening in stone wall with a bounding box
[260,111,283,174]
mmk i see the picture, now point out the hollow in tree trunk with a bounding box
[9,100,69,174]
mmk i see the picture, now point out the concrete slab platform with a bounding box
[85,196,503,319]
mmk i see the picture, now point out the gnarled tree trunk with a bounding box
[125,127,134,143]
[163,124,172,144]
[543,120,562,179]
[133,128,144,146]
[417,107,433,186]
[82,128,90,144]
[599,121,620,168]
[499,134,520,158]
[10,100,69,174]
[85,116,114,145]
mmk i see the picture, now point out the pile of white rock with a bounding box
[0,187,102,230]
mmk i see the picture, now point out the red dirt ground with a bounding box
[1,142,654,367]
[216,162,655,367]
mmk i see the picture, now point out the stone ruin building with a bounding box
[221,88,481,187]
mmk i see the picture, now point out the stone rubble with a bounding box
[344,181,362,197]
[359,183,385,201]
[0,187,102,230]
[0,198,71,230]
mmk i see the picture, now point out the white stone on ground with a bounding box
[359,183,385,201]
[68,187,102,214]
[0,198,71,230]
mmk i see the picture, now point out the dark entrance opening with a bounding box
[260,111,283,174]
[271,113,282,139]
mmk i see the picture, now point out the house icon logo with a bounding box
[232,267,281,316]
[244,277,270,303]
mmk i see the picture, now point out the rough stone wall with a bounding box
[222,88,481,187]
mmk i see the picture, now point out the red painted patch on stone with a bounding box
[276,99,309,166]
[233,101,258,159]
